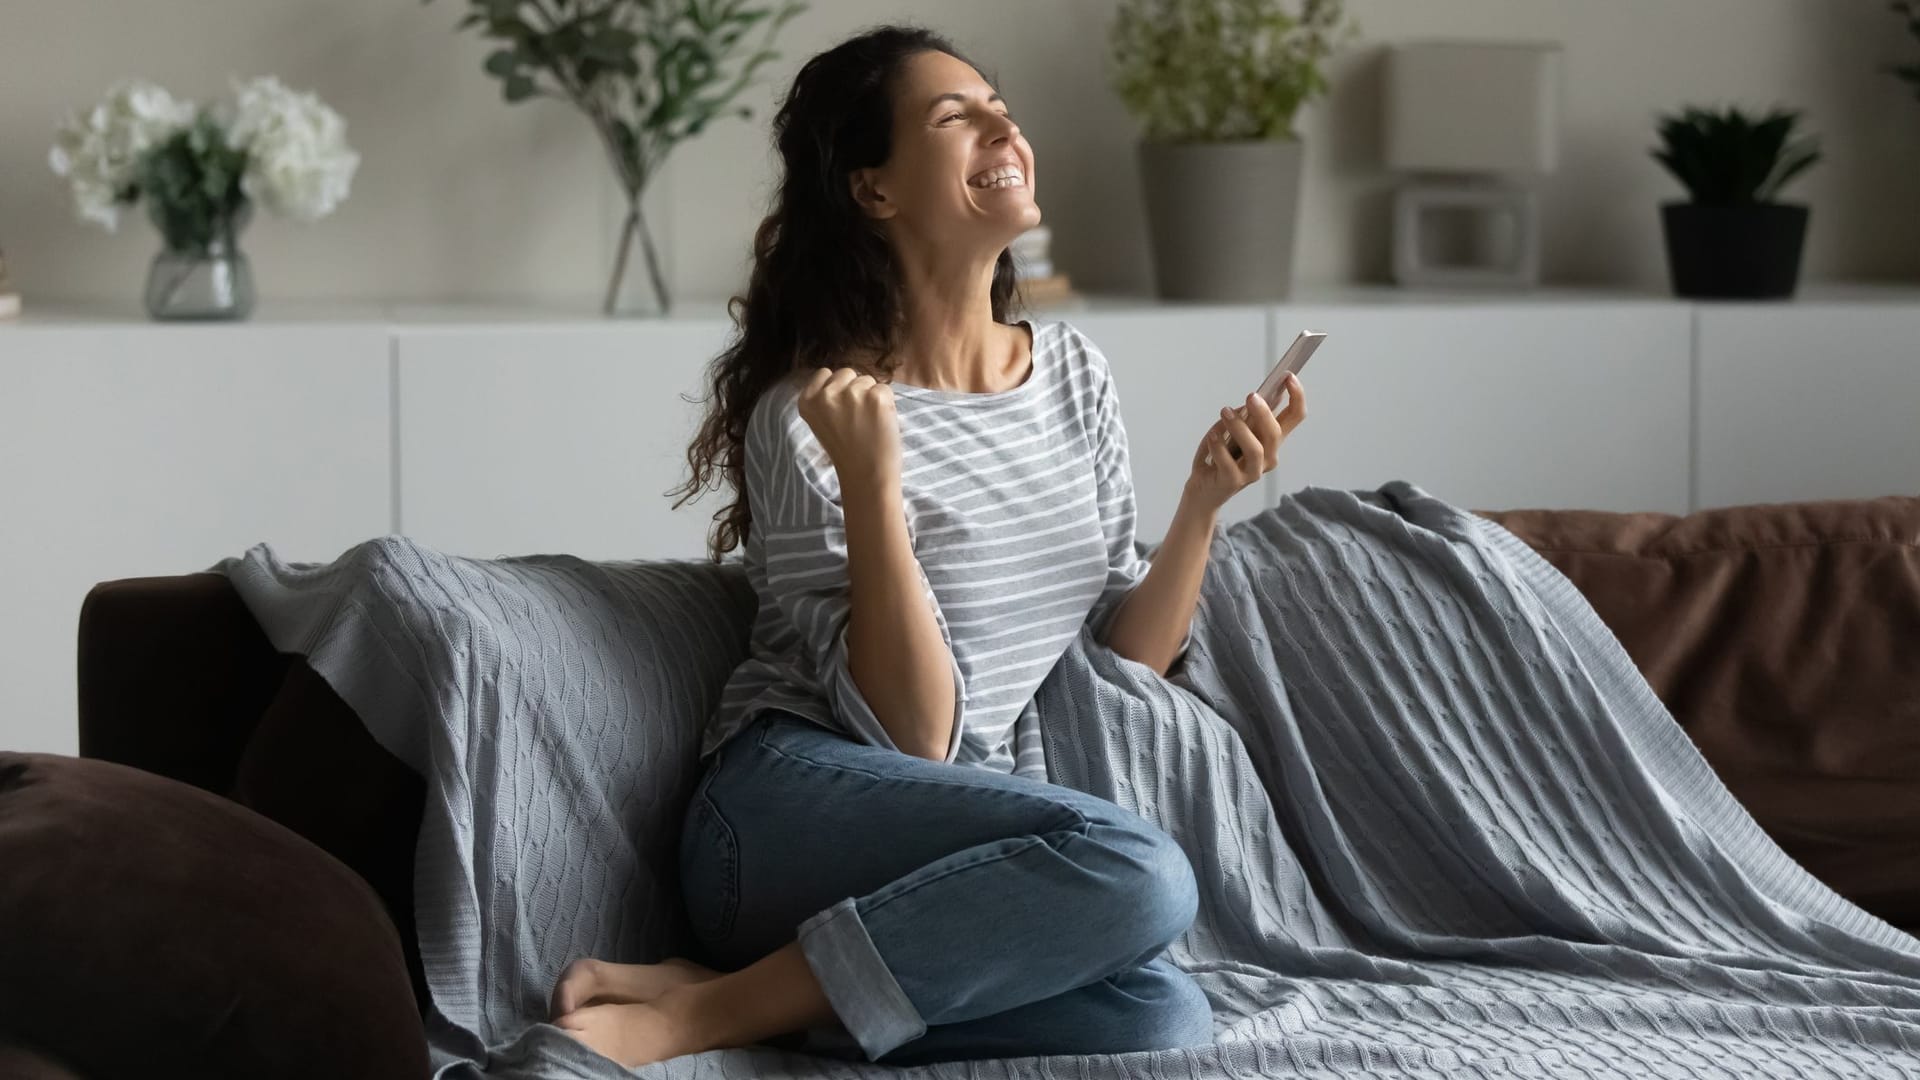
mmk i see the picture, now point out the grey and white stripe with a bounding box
[703,317,1187,775]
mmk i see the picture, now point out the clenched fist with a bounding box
[797,365,903,491]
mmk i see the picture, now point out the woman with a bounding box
[547,24,1305,1069]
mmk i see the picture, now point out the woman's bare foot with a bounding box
[555,940,835,1066]
[554,998,697,1069]
[548,956,722,1019]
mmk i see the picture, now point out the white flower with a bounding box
[218,75,359,223]
[47,78,197,232]
[47,74,358,235]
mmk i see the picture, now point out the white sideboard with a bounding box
[1695,296,1920,510]
[4,286,1916,755]
[1272,298,1694,516]
[1,309,393,755]
[395,313,736,563]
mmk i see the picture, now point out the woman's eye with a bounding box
[942,112,963,123]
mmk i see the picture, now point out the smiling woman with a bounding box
[842,46,1042,392]
[880,54,1037,216]
[555,23,1259,1072]
[668,29,1040,544]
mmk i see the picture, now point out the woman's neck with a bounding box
[889,244,1012,393]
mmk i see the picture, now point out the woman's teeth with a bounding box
[968,167,1025,189]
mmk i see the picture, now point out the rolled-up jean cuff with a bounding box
[795,895,926,1059]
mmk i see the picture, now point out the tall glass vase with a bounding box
[144,199,256,321]
[603,199,670,318]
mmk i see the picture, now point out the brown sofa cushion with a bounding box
[0,1042,84,1080]
[1477,495,1920,931]
[0,752,427,1079]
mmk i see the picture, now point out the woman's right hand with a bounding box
[797,366,902,490]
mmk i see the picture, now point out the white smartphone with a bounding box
[1219,330,1325,462]
[1256,330,1325,410]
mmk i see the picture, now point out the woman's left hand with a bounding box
[1183,372,1306,513]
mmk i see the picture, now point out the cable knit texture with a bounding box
[209,480,1920,1079]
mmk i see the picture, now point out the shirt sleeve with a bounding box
[1081,337,1193,667]
[747,387,970,761]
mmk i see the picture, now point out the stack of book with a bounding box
[0,245,19,320]
[1011,225,1074,307]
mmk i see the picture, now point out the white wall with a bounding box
[2,0,1915,308]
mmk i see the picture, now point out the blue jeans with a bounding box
[677,710,1213,1065]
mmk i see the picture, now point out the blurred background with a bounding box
[2,0,1915,302]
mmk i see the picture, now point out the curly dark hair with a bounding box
[667,24,1025,562]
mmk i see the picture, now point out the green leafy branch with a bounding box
[427,0,805,312]
[137,111,250,254]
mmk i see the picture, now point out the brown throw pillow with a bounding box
[0,1041,84,1080]
[0,752,427,1079]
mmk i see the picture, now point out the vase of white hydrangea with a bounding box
[49,76,360,320]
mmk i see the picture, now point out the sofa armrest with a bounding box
[77,572,291,794]
[77,569,434,1014]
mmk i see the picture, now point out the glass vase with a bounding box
[603,199,670,318]
[143,200,256,321]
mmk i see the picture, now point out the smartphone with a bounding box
[1256,330,1325,410]
[1220,330,1325,462]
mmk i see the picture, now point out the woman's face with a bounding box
[852,49,1041,252]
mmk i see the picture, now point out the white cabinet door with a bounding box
[1048,305,1270,543]
[1697,302,1920,509]
[1266,301,1694,515]
[0,323,391,755]
[396,319,735,561]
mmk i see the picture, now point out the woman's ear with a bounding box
[849,167,896,221]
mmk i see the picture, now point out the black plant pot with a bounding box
[1660,202,1809,300]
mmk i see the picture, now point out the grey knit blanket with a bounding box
[209,480,1920,1079]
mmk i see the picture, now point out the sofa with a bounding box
[2,493,1917,1078]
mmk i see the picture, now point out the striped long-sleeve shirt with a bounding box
[700,317,1190,776]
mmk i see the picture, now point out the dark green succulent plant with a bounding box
[1650,106,1821,206]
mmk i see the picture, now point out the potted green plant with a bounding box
[1108,0,1354,301]
[1650,105,1820,300]
[427,0,804,316]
